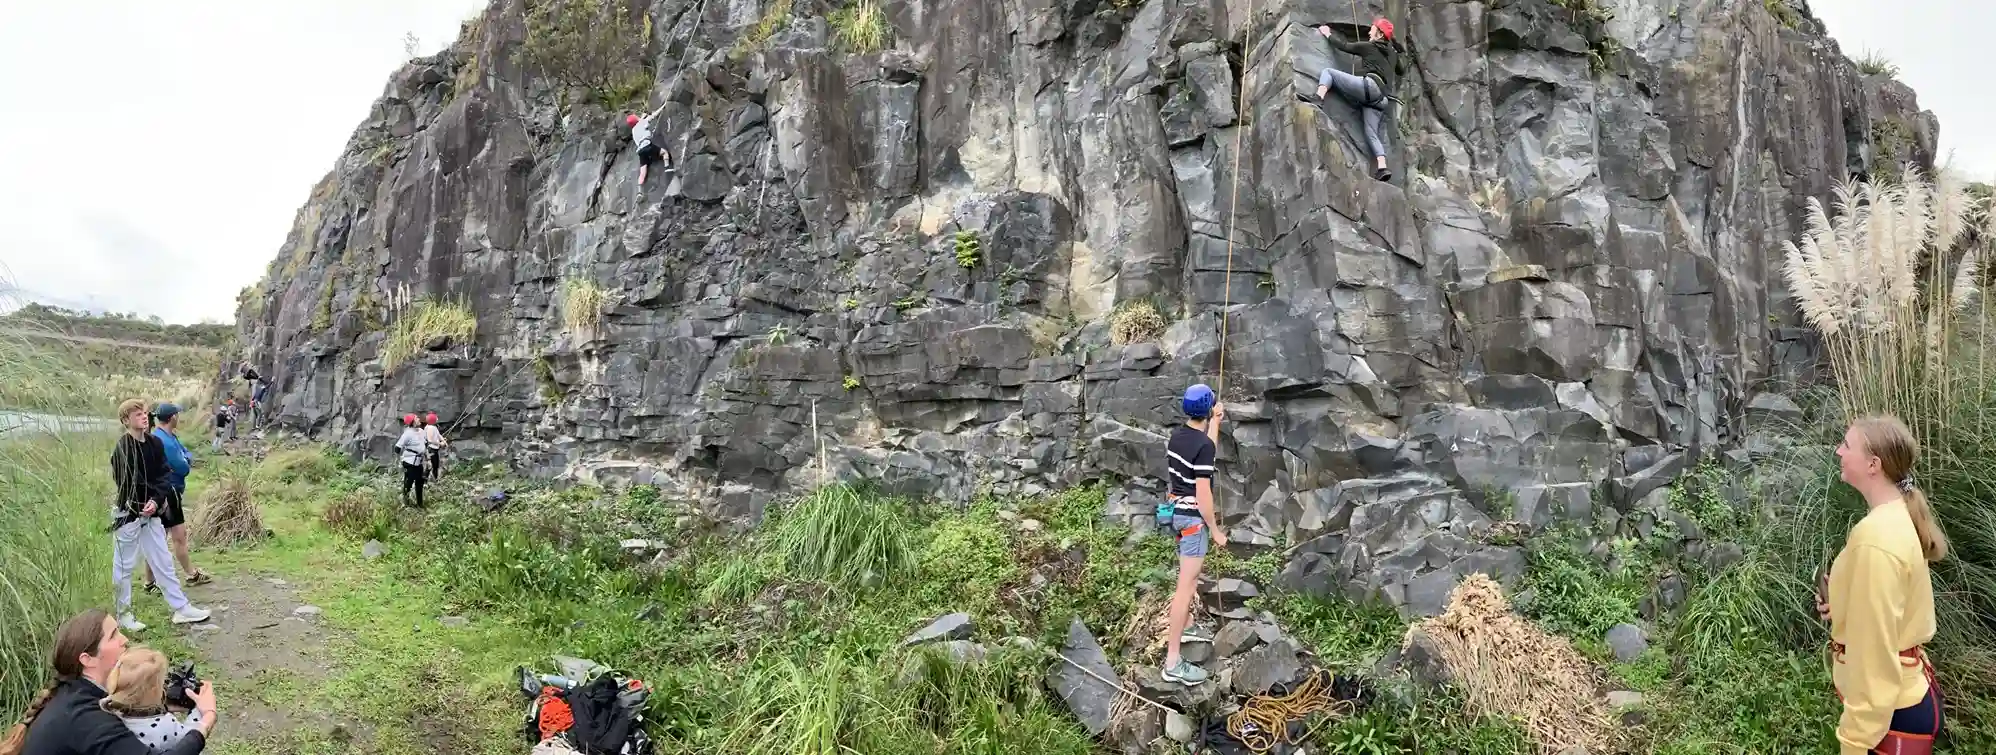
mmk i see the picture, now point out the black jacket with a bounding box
[1327,35,1400,97]
[109,433,171,522]
[17,678,205,755]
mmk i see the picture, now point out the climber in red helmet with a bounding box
[1312,17,1400,182]
[422,411,448,481]
[625,104,671,189]
[395,413,428,508]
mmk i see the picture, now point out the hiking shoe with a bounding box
[119,613,148,632]
[1161,660,1210,686]
[1179,626,1214,644]
[171,606,212,624]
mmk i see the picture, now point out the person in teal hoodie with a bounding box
[143,404,212,592]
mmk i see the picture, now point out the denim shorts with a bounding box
[1173,514,1208,558]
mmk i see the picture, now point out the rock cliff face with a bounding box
[235,0,1937,616]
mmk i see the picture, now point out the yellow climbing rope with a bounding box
[1224,669,1352,753]
[1215,0,1258,398]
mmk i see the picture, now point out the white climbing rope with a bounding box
[1042,646,1179,715]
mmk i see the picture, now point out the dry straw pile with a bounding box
[190,473,266,547]
[1405,574,1611,753]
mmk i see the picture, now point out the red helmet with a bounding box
[403,413,418,426]
[626,113,640,127]
[1373,17,1394,40]
[425,412,438,424]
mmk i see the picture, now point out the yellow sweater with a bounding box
[1827,499,1936,754]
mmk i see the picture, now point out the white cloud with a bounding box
[0,0,485,325]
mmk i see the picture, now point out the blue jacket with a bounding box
[151,427,191,492]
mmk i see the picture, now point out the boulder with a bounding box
[1048,618,1119,736]
[902,612,974,645]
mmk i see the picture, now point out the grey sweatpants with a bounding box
[113,517,193,615]
[1318,66,1386,159]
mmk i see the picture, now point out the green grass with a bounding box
[1854,49,1900,78]
[828,0,891,54]
[381,298,477,371]
[559,277,610,332]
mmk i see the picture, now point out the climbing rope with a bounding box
[1215,0,1260,399]
[1041,647,1177,715]
[1224,669,1353,753]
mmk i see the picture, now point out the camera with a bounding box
[164,662,202,710]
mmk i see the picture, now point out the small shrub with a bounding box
[560,277,609,332]
[322,489,378,538]
[1763,0,1801,29]
[519,0,655,108]
[828,0,891,54]
[892,295,923,312]
[382,298,477,371]
[842,375,860,391]
[765,324,790,346]
[1854,49,1899,78]
[842,297,859,310]
[1109,298,1167,344]
[534,356,565,402]
[953,230,981,268]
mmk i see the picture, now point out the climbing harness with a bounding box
[1225,669,1353,753]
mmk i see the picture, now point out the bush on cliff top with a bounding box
[520,0,654,108]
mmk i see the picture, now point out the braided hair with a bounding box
[0,609,112,755]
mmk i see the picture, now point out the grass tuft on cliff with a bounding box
[828,0,891,54]
[560,277,610,333]
[381,298,477,371]
[1110,298,1168,345]
[1854,49,1900,78]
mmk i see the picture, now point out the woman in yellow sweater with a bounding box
[1819,415,1949,755]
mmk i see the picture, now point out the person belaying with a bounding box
[1313,19,1399,182]
[422,412,448,481]
[1819,414,1950,754]
[396,414,428,508]
[626,105,672,188]
[1157,384,1227,686]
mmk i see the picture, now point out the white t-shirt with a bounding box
[632,117,654,147]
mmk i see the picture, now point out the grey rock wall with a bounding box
[233,0,1936,615]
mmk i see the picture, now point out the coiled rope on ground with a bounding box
[1224,669,1351,753]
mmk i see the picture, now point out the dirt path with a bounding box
[179,570,370,749]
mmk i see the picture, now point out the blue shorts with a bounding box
[1174,514,1209,558]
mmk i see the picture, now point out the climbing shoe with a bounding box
[1374,167,1393,182]
[1162,660,1210,686]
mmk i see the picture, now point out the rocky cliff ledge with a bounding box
[233,0,1937,616]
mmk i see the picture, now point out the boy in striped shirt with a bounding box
[1161,383,1226,685]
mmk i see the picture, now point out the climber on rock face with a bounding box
[626,106,672,188]
[1313,18,1399,183]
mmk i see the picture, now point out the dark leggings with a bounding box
[1888,683,1943,737]
[401,462,426,507]
[428,449,442,480]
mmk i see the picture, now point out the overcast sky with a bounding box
[0,0,1988,325]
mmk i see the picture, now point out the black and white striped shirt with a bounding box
[1166,425,1216,504]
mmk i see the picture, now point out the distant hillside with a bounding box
[2,303,234,350]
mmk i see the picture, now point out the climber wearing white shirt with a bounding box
[626,105,672,187]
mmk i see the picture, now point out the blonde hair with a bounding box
[1852,414,1950,562]
[101,646,168,714]
[115,399,148,423]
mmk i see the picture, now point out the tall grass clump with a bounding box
[828,0,891,54]
[1854,50,1900,78]
[560,277,610,332]
[381,298,477,371]
[771,484,916,590]
[1778,164,1996,734]
[0,327,114,715]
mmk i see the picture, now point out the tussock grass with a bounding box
[256,446,340,486]
[772,484,916,589]
[1109,298,1167,345]
[561,277,610,332]
[382,298,477,371]
[190,472,265,547]
[1410,575,1612,753]
[733,0,793,57]
[828,0,891,54]
[1854,50,1900,78]
[0,327,114,715]
[322,489,379,538]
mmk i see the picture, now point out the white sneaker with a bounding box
[118,613,147,632]
[170,606,212,624]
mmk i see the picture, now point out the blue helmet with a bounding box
[1182,383,1216,418]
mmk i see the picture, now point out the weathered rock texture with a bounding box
[233,0,1936,615]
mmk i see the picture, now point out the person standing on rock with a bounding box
[1817,414,1949,755]
[141,404,212,597]
[626,105,672,188]
[1158,384,1227,686]
[108,400,211,632]
[1312,19,1399,182]
[395,414,429,508]
[422,412,448,481]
